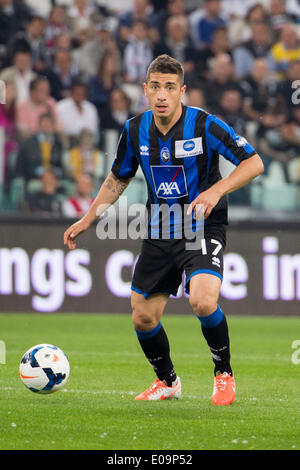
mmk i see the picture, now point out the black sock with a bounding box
[135,322,177,386]
[198,308,232,376]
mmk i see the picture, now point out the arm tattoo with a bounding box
[103,174,130,196]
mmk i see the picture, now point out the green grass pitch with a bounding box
[0,313,299,450]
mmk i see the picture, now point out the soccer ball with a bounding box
[20,344,70,394]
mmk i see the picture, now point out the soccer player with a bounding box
[64,55,264,405]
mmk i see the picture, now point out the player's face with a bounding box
[144,73,186,121]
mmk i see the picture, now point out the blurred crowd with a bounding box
[0,0,300,216]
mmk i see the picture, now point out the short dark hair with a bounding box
[39,112,55,124]
[29,76,49,92]
[146,54,184,85]
[71,80,87,92]
[28,15,44,23]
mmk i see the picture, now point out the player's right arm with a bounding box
[64,121,138,250]
[64,172,131,249]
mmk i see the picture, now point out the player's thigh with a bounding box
[189,273,222,317]
[131,291,169,331]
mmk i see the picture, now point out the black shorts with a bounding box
[131,225,226,298]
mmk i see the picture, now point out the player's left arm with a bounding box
[188,116,264,219]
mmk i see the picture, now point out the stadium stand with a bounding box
[0,0,299,215]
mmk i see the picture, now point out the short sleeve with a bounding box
[111,121,139,180]
[206,115,256,166]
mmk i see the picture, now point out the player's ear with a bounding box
[143,82,148,97]
[181,84,187,98]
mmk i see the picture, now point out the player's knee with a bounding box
[189,294,217,317]
[132,308,156,331]
[131,301,156,331]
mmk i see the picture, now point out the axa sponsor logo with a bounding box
[157,181,181,196]
[151,165,188,199]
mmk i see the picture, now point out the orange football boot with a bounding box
[135,377,181,401]
[212,372,236,405]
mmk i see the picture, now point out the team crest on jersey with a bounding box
[151,165,188,199]
[160,147,170,162]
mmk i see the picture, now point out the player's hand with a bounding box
[63,218,91,250]
[187,188,221,220]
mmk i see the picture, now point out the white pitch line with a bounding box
[0,386,206,400]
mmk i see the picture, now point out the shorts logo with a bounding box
[212,256,220,268]
[151,165,188,199]
[160,147,170,162]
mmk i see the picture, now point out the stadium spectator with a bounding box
[220,0,261,20]
[6,15,47,73]
[0,80,18,182]
[44,5,68,52]
[76,21,120,81]
[73,24,93,51]
[62,173,94,218]
[277,60,300,111]
[16,76,59,139]
[269,0,297,38]
[184,86,206,109]
[193,0,226,49]
[66,0,103,36]
[117,0,156,44]
[150,0,187,40]
[45,32,74,69]
[271,23,300,77]
[118,0,153,30]
[15,112,63,182]
[256,102,289,175]
[44,48,79,101]
[153,15,197,77]
[217,87,246,136]
[241,58,278,123]
[0,49,36,103]
[22,15,46,72]
[88,51,121,118]
[233,22,275,78]
[56,81,99,142]
[204,53,241,110]
[65,129,104,181]
[100,88,133,133]
[280,105,300,153]
[149,0,168,12]
[27,168,62,215]
[123,20,153,84]
[196,25,231,80]
[55,32,73,52]
[227,3,269,48]
[0,0,32,49]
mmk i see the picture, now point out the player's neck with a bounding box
[153,104,183,136]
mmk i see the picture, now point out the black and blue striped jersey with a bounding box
[111,105,256,236]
